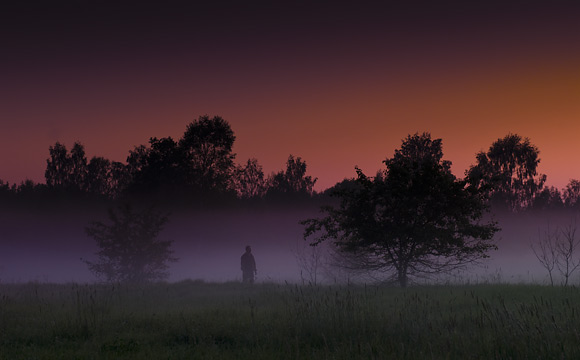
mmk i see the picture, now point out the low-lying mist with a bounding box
[1,205,578,285]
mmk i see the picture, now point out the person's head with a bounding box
[245,245,251,253]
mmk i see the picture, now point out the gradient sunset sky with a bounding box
[2,1,579,191]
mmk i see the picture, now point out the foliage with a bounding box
[45,142,87,192]
[125,137,188,200]
[0,179,10,197]
[533,186,564,210]
[563,179,580,208]
[6,115,322,209]
[303,133,499,287]
[86,156,111,195]
[467,133,546,211]
[267,155,317,198]
[179,115,237,194]
[18,119,578,211]
[87,157,128,198]
[233,158,267,199]
[123,115,238,203]
[45,141,126,198]
[84,204,177,283]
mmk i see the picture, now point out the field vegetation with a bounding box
[1,281,580,359]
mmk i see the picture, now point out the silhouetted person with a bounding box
[241,245,257,283]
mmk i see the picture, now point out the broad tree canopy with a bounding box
[84,204,176,283]
[303,133,499,287]
[179,115,236,194]
[467,133,546,211]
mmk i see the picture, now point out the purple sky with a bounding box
[2,1,580,190]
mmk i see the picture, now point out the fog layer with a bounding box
[1,206,577,285]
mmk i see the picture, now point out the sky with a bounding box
[2,1,580,191]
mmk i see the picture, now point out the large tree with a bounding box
[84,204,177,283]
[178,115,236,194]
[302,133,498,287]
[120,115,237,203]
[466,133,546,211]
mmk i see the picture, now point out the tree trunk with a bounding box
[398,268,408,287]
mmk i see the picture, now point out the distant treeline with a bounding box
[0,115,318,210]
[1,116,579,212]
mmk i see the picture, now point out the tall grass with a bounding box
[1,281,579,359]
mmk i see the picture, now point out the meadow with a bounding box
[1,280,579,359]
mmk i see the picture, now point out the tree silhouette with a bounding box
[179,115,236,194]
[125,137,188,201]
[86,157,129,198]
[45,142,69,188]
[45,141,128,200]
[75,115,239,205]
[563,179,580,209]
[0,179,45,205]
[268,155,317,198]
[467,133,546,211]
[0,179,10,200]
[303,133,498,287]
[84,204,176,283]
[532,221,580,286]
[86,157,111,196]
[533,186,563,210]
[45,142,88,192]
[233,158,267,199]
[69,143,88,189]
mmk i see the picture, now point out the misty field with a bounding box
[1,281,579,359]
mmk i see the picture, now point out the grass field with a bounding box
[1,280,579,359]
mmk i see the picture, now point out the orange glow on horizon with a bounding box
[2,2,579,193]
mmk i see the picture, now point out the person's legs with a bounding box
[243,271,254,283]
